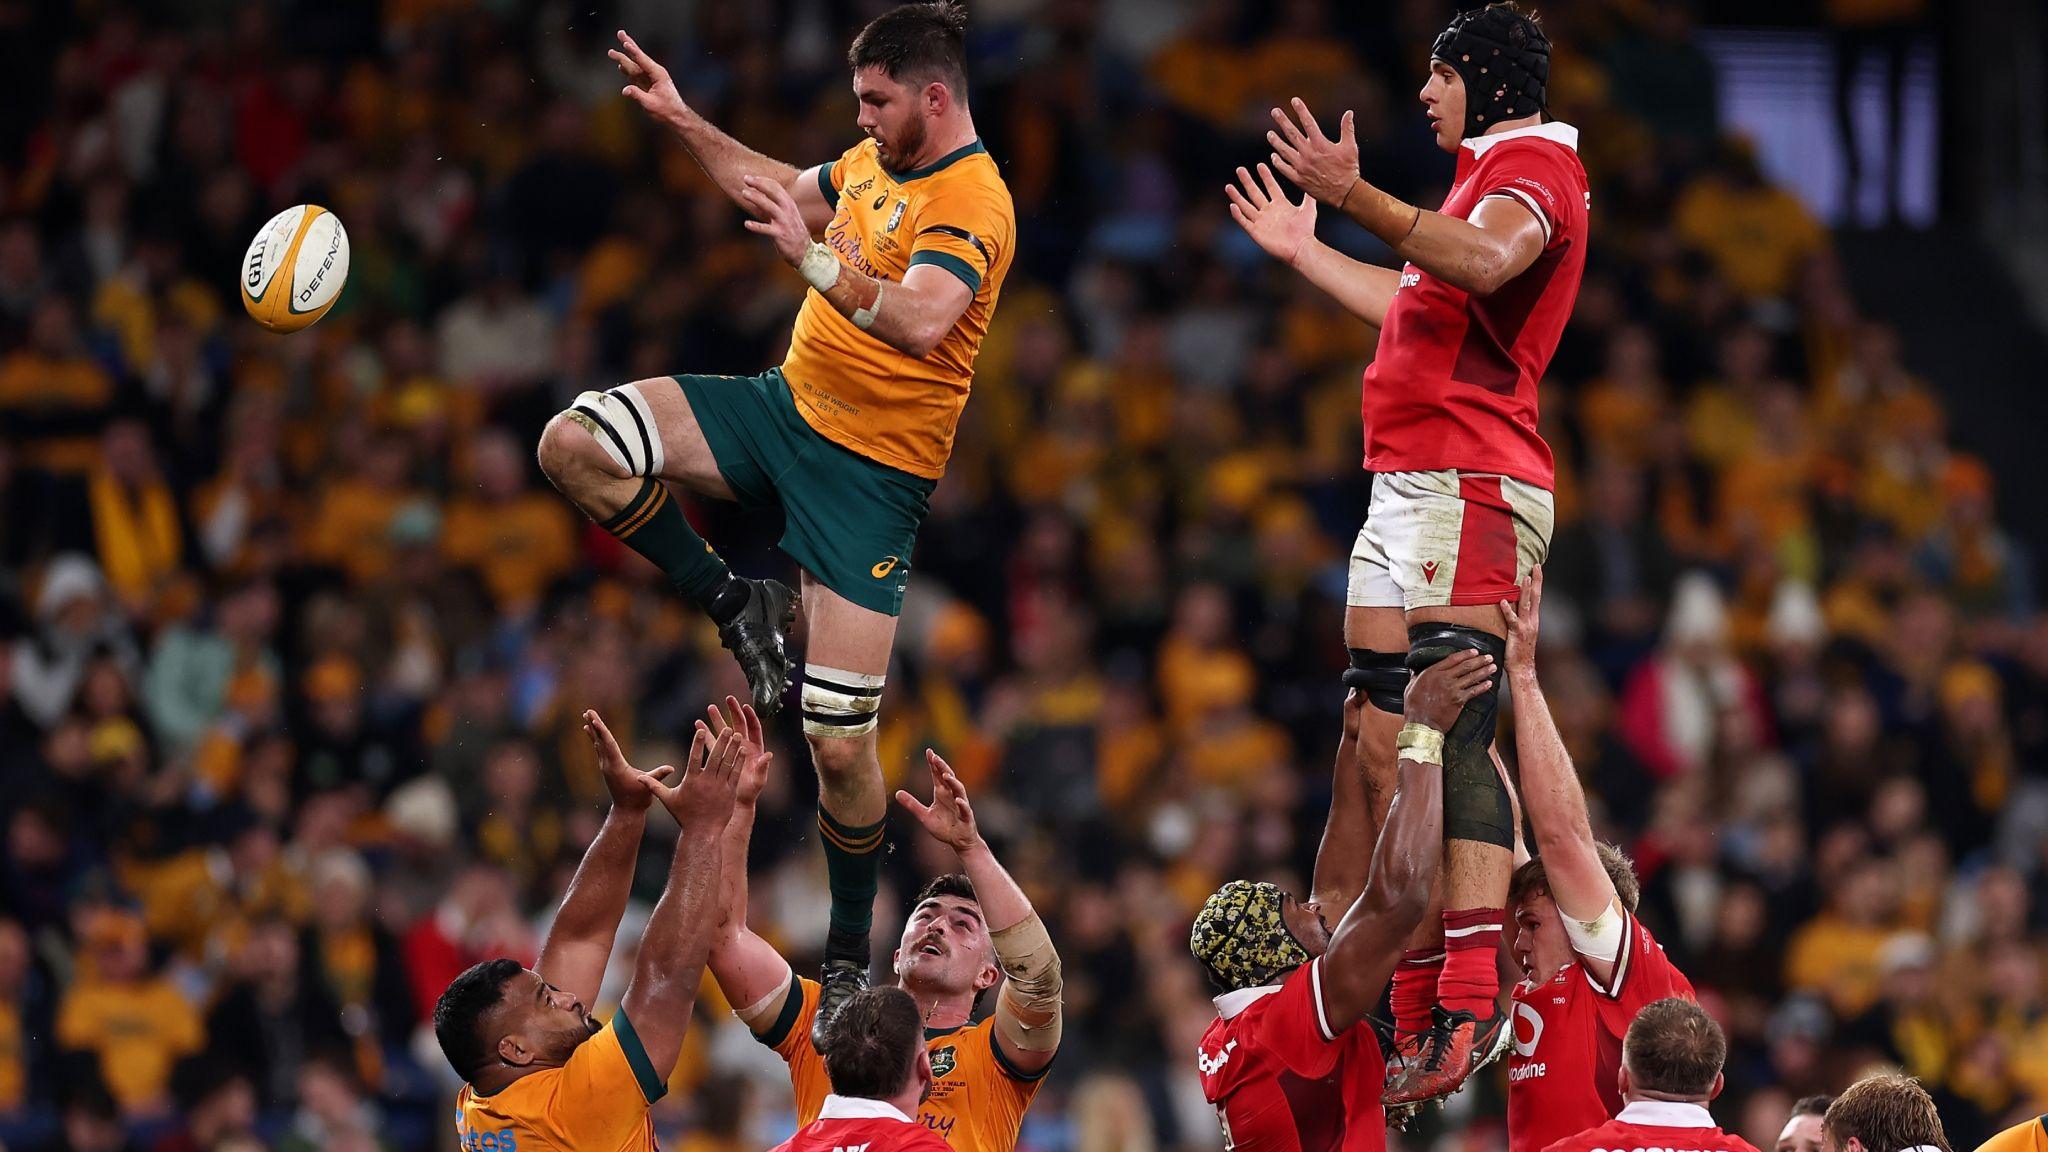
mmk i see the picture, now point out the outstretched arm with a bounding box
[1318,651,1495,1031]
[700,700,800,1028]
[1311,690,1373,913]
[1500,568,1623,967]
[618,723,742,1082]
[536,711,669,1010]
[1228,164,1401,328]
[1266,100,1546,298]
[900,750,1062,1077]
[610,31,835,236]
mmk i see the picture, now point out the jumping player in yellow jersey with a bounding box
[535,1,1015,1042]
[587,708,1062,1152]
[433,708,747,1152]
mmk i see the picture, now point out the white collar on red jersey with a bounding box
[820,1095,915,1123]
[1213,982,1285,1021]
[1464,120,1580,157]
[1616,1101,1719,1128]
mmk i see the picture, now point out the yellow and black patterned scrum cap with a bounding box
[1189,879,1311,993]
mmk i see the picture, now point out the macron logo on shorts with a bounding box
[1422,560,1440,584]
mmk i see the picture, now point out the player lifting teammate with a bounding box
[1191,652,1494,1152]
[1498,570,1696,1152]
[1228,0,1586,1100]
[537,1,1015,1041]
[434,711,742,1152]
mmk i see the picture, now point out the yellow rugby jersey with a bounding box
[454,1013,666,1152]
[757,973,1047,1152]
[782,137,1015,480]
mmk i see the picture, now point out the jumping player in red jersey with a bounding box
[1498,569,1696,1152]
[772,986,953,1152]
[1541,999,1757,1152]
[1229,1,1586,1101]
[1191,653,1495,1152]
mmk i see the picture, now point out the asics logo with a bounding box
[872,556,900,578]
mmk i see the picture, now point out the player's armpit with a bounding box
[792,163,837,237]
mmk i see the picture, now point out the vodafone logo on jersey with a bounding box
[1512,1000,1545,1058]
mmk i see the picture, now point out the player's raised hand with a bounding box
[704,695,773,807]
[740,175,811,267]
[583,708,675,813]
[611,30,687,125]
[648,722,743,833]
[1498,565,1543,675]
[1227,163,1318,266]
[1267,97,1360,209]
[1403,650,1495,734]
[896,748,982,855]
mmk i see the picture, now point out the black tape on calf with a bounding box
[1344,648,1411,715]
[1406,624,1513,848]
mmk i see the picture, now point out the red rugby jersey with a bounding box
[1196,958,1389,1152]
[768,1095,955,1152]
[1361,121,1589,489]
[1540,1100,1761,1152]
[1507,911,1695,1152]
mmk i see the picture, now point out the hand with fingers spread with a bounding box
[703,695,773,807]
[583,709,673,812]
[1227,163,1318,266]
[1267,97,1361,209]
[650,723,744,834]
[896,748,982,855]
[1403,649,1496,734]
[739,175,812,267]
[610,30,687,126]
[1498,565,1543,677]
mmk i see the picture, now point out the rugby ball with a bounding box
[240,205,349,333]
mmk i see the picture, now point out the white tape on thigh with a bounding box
[569,384,664,477]
[801,664,884,738]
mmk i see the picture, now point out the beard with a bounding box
[878,116,928,174]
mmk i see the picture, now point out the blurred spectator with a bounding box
[54,907,203,1119]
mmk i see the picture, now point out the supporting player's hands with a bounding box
[897,749,982,855]
[611,31,688,126]
[1267,98,1360,209]
[1227,163,1318,266]
[583,708,674,813]
[1403,650,1495,733]
[740,175,812,268]
[1498,565,1543,677]
[649,722,743,834]
[703,695,773,808]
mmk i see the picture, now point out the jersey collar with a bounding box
[1213,982,1284,1021]
[898,138,988,181]
[1616,1101,1717,1128]
[821,1095,915,1123]
[1464,120,1580,157]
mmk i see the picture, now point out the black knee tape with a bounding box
[1343,648,1410,715]
[1406,625,1512,848]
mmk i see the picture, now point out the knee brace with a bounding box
[1343,648,1410,716]
[801,664,883,738]
[1406,624,1512,848]
[568,383,665,477]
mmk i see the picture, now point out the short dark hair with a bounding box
[821,986,926,1099]
[434,958,524,1081]
[849,2,969,97]
[1509,842,1642,913]
[1623,998,1725,1097]
[1824,1074,1950,1152]
[1793,1095,1837,1120]
[915,873,978,908]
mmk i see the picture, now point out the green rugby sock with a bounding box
[601,479,739,614]
[818,807,885,960]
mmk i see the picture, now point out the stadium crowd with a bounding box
[3,1,2040,1151]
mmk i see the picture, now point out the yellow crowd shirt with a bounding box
[454,1013,665,1152]
[781,137,1015,480]
[756,972,1046,1152]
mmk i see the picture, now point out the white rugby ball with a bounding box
[240,205,349,333]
